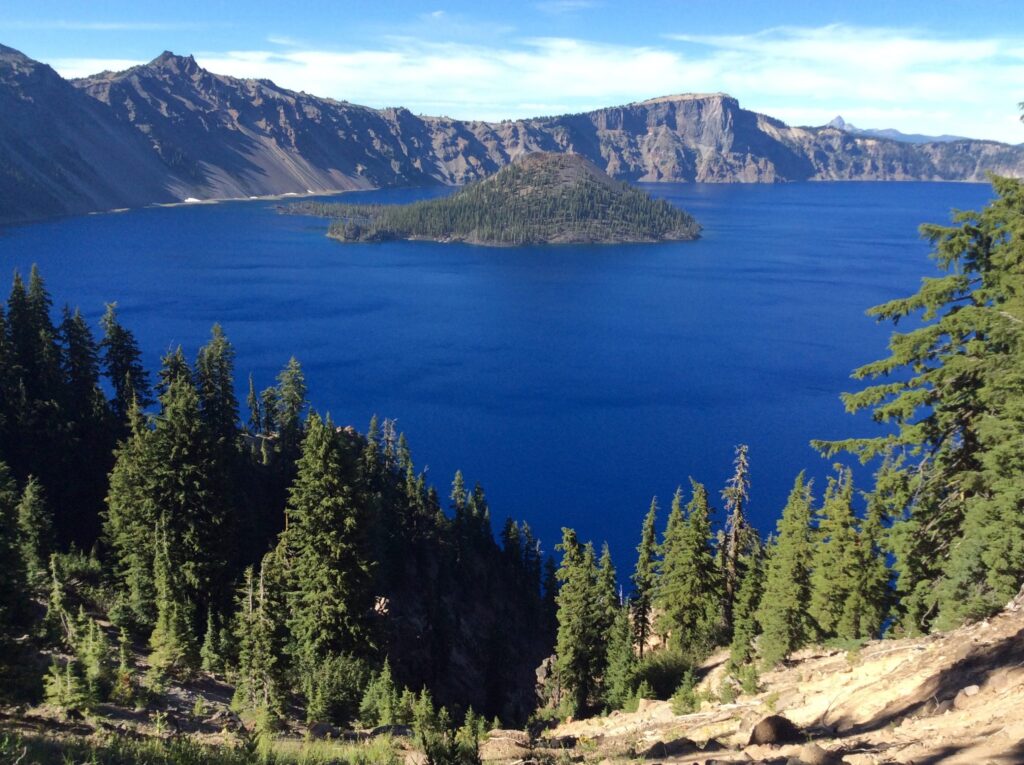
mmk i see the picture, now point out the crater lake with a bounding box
[0,181,994,569]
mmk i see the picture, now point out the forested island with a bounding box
[291,153,702,246]
[0,178,1022,764]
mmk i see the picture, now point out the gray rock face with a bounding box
[3,46,1023,225]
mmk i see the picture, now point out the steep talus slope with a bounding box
[0,44,176,224]
[513,594,1024,764]
[2,45,1024,225]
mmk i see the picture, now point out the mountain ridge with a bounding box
[2,45,1023,225]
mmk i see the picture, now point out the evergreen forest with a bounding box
[291,153,701,246]
[0,175,1022,759]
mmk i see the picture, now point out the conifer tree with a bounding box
[729,540,764,669]
[603,604,637,710]
[554,528,603,716]
[104,400,158,627]
[100,302,152,420]
[816,176,1024,632]
[275,357,307,451]
[232,565,283,727]
[43,554,72,645]
[246,374,261,434]
[655,481,720,658]
[631,498,658,657]
[596,542,619,639]
[721,445,751,635]
[807,467,860,639]
[283,412,374,699]
[148,516,197,678]
[756,474,816,667]
[0,461,28,639]
[16,475,53,583]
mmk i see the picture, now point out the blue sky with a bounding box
[3,0,1024,142]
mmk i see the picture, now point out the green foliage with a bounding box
[0,461,28,641]
[655,482,720,660]
[360,661,405,726]
[634,648,691,700]
[553,528,605,716]
[816,175,1024,633]
[721,444,754,637]
[631,499,658,657]
[728,540,764,669]
[43,658,95,713]
[308,154,700,246]
[16,475,52,582]
[669,670,700,715]
[602,605,638,710]
[757,473,816,667]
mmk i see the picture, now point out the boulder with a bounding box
[370,724,414,738]
[641,737,698,759]
[792,741,843,765]
[953,685,982,710]
[748,715,802,746]
[480,735,531,762]
[309,721,340,740]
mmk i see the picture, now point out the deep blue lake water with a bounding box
[0,182,995,572]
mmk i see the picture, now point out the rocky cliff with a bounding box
[2,45,1022,225]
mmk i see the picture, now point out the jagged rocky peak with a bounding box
[827,115,849,130]
[146,50,201,76]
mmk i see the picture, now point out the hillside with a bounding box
[1,46,1024,224]
[484,591,1024,765]
[309,152,701,245]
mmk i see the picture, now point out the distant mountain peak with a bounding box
[827,115,850,130]
[147,50,200,75]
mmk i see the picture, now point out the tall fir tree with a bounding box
[631,498,658,657]
[554,528,603,716]
[603,604,637,710]
[596,543,619,641]
[721,444,751,636]
[282,412,375,696]
[100,303,152,421]
[729,538,764,669]
[16,475,53,583]
[104,400,159,628]
[816,175,1024,632]
[654,481,720,659]
[756,473,816,667]
[807,467,860,640]
[0,461,28,641]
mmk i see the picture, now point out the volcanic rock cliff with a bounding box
[2,46,1023,225]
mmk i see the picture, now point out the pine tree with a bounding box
[100,302,152,420]
[16,475,53,582]
[104,400,158,628]
[282,412,374,698]
[0,461,28,639]
[655,481,720,659]
[721,445,751,636]
[275,357,307,451]
[807,467,860,640]
[603,604,637,710]
[596,542,619,640]
[729,540,764,669]
[247,374,261,434]
[816,176,1024,632]
[232,564,283,727]
[43,554,72,645]
[757,473,816,667]
[200,608,223,674]
[631,498,658,657]
[148,516,197,679]
[554,528,603,716]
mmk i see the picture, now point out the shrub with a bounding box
[670,670,700,715]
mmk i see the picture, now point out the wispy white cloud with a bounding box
[47,25,1024,143]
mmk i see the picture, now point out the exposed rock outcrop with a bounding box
[2,45,1023,226]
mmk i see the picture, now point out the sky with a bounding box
[2,0,1024,143]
